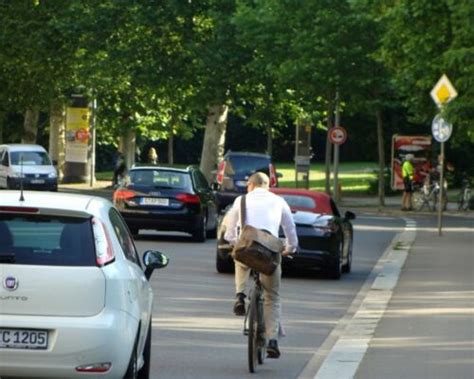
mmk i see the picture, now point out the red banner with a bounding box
[391,135,432,190]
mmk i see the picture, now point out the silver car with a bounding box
[0,144,58,191]
[0,191,168,378]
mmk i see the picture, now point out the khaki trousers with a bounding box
[235,260,281,340]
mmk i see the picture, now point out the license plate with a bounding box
[30,179,45,184]
[141,198,169,206]
[0,328,48,350]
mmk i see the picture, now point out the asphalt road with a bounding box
[133,213,405,379]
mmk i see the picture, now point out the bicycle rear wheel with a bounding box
[257,294,265,365]
[248,294,258,373]
[412,190,425,211]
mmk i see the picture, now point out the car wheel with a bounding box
[123,333,138,379]
[137,321,151,379]
[192,215,207,242]
[216,250,234,273]
[342,243,352,273]
[328,242,343,280]
[207,215,218,239]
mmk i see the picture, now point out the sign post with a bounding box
[430,74,457,236]
[431,115,452,236]
[329,125,347,202]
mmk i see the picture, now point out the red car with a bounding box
[216,188,356,279]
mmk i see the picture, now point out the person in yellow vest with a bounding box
[401,154,415,211]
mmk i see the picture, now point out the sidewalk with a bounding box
[354,214,474,379]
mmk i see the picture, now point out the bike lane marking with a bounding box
[298,218,417,379]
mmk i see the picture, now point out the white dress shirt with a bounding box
[224,188,299,252]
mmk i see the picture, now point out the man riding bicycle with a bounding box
[224,172,298,359]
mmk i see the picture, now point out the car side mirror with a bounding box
[211,182,219,191]
[52,159,58,166]
[143,250,169,280]
[344,211,356,221]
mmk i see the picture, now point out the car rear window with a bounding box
[226,156,270,175]
[10,151,51,166]
[279,194,316,210]
[0,215,96,266]
[129,169,191,190]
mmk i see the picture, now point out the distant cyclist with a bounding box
[224,172,298,359]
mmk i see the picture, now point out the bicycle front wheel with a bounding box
[248,295,258,373]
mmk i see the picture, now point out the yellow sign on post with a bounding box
[66,107,90,163]
[430,74,458,108]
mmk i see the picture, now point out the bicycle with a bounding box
[244,269,266,373]
[412,179,447,211]
[457,177,472,211]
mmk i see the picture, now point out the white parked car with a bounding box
[0,191,169,378]
[0,144,58,191]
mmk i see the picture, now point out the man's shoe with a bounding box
[266,339,280,359]
[233,293,246,316]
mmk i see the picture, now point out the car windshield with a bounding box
[227,156,270,175]
[129,169,191,190]
[279,194,316,210]
[0,215,96,266]
[10,151,51,166]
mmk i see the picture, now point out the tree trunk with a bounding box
[49,100,66,180]
[0,112,4,144]
[199,104,228,182]
[266,125,273,156]
[376,108,385,207]
[119,128,136,171]
[324,103,333,195]
[168,126,174,164]
[22,107,40,144]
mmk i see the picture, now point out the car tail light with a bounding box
[113,189,136,202]
[0,206,39,213]
[269,164,278,187]
[92,217,115,266]
[216,161,226,185]
[76,362,111,373]
[175,193,200,204]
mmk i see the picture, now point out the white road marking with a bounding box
[311,218,416,379]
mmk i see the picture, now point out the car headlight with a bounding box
[48,172,57,179]
[10,172,24,178]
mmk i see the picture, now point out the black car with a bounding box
[114,166,218,242]
[216,188,355,279]
[213,151,280,212]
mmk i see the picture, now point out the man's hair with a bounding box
[247,172,270,188]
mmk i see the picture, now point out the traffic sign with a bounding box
[430,74,458,108]
[328,126,347,145]
[431,114,452,142]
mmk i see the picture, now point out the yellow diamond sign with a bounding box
[430,74,458,108]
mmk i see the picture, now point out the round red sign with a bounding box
[329,126,347,145]
[75,128,90,142]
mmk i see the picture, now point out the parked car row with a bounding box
[0,149,356,377]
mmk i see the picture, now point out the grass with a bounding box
[276,162,378,194]
[97,161,380,195]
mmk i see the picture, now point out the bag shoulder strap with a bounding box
[240,195,247,227]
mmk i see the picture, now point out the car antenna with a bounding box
[19,154,25,202]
